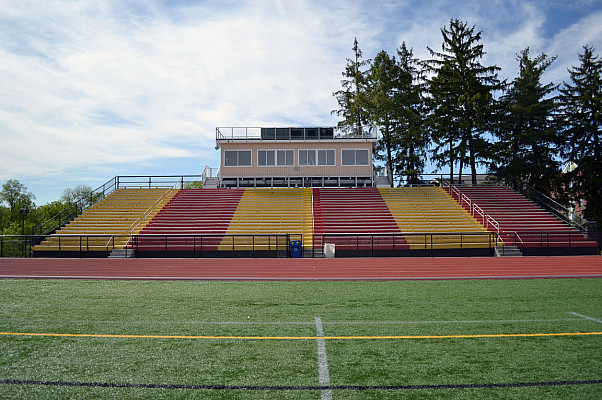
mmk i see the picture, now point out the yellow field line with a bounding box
[1,331,601,340]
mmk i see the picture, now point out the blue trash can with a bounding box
[290,240,302,258]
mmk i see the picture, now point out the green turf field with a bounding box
[0,278,601,399]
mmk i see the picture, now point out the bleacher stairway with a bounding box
[450,186,598,255]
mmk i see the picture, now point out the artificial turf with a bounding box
[0,278,600,399]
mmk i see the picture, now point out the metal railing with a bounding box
[131,233,301,258]
[202,165,220,186]
[33,175,205,236]
[450,185,503,242]
[128,186,177,237]
[4,228,599,258]
[216,126,377,141]
[310,232,500,258]
[510,181,588,232]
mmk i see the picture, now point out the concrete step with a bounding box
[495,246,522,257]
[108,248,136,258]
[375,176,392,188]
[203,177,219,189]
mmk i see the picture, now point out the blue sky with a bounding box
[1,0,601,205]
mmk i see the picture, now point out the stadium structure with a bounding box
[28,126,600,259]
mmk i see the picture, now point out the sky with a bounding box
[1,0,601,205]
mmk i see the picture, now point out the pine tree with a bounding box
[558,45,602,225]
[426,19,502,185]
[367,50,401,185]
[395,43,427,184]
[493,48,559,194]
[332,38,372,135]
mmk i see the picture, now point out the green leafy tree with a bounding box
[558,45,602,225]
[426,19,502,185]
[332,37,372,134]
[492,48,559,194]
[60,184,94,204]
[0,179,36,219]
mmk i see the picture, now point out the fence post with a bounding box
[430,233,433,257]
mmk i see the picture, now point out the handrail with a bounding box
[473,204,485,223]
[487,215,500,235]
[513,232,524,247]
[461,193,472,211]
[450,185,461,201]
[34,175,205,236]
[34,176,119,236]
[128,186,177,237]
[202,165,220,186]
[505,177,588,232]
[452,186,502,239]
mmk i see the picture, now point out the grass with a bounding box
[0,278,600,399]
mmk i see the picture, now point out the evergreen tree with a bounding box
[426,59,462,184]
[426,19,502,185]
[558,45,602,225]
[493,48,559,194]
[332,38,372,134]
[367,50,401,185]
[395,43,427,184]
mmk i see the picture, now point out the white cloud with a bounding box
[0,0,373,191]
[545,10,602,85]
[1,0,601,203]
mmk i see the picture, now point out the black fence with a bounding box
[3,229,599,259]
[310,232,500,258]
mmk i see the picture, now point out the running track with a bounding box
[1,256,601,280]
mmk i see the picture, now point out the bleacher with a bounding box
[33,188,176,255]
[379,187,492,250]
[133,189,244,253]
[313,188,408,251]
[451,186,598,252]
[218,188,312,251]
[31,185,598,258]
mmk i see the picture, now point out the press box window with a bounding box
[318,150,335,166]
[277,150,294,166]
[341,149,369,165]
[224,150,252,166]
[258,150,275,166]
[299,150,316,166]
[258,150,293,166]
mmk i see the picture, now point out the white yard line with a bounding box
[569,312,602,324]
[315,316,332,400]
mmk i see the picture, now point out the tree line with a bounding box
[0,179,95,236]
[332,19,601,225]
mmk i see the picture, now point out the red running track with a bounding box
[1,256,601,281]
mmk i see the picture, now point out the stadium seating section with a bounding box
[449,186,598,249]
[33,188,175,253]
[33,185,599,256]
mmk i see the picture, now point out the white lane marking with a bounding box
[569,312,602,324]
[315,316,332,400]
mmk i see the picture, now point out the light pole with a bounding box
[20,208,30,257]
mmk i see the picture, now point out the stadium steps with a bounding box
[379,187,492,250]
[450,186,598,249]
[312,188,407,251]
[218,188,312,251]
[134,188,245,251]
[33,188,176,253]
